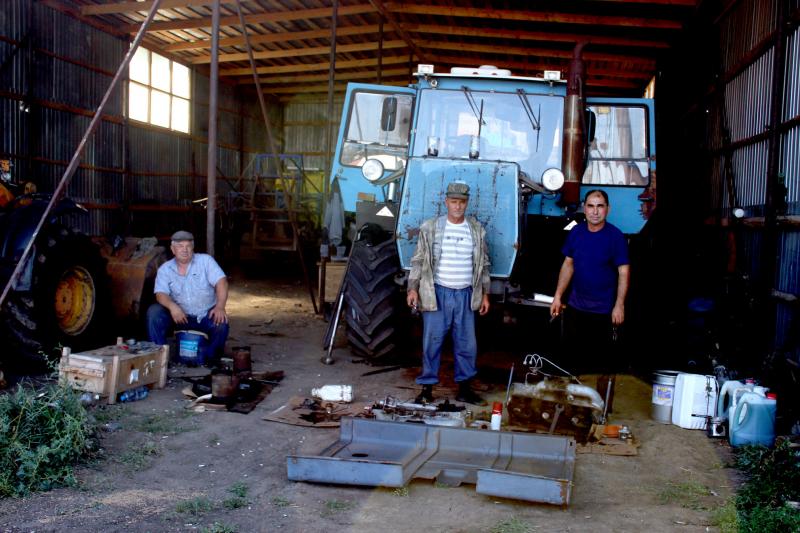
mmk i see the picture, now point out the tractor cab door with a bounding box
[330,84,416,212]
[583,98,656,234]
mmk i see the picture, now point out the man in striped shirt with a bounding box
[407,181,491,406]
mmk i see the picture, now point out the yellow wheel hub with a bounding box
[53,266,96,336]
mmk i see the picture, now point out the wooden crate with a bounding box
[59,343,168,404]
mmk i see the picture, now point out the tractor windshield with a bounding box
[413,88,564,180]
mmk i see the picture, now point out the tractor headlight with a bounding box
[361,159,385,182]
[541,168,565,192]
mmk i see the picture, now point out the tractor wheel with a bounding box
[5,227,110,358]
[343,234,402,360]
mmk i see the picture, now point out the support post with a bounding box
[324,0,338,202]
[206,0,220,257]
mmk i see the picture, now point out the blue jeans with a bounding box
[417,284,477,385]
[146,303,229,360]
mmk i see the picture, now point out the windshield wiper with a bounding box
[517,89,541,151]
[462,86,486,127]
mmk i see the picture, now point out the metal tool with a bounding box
[504,363,515,406]
[601,375,613,424]
[321,289,345,365]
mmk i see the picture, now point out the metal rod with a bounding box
[377,17,383,84]
[206,0,220,257]
[504,363,514,406]
[324,0,338,202]
[322,289,345,365]
[601,375,613,424]
[0,0,164,310]
[234,0,317,314]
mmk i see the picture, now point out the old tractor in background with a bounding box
[0,159,164,367]
[326,46,657,360]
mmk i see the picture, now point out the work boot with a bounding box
[456,381,487,406]
[415,384,434,404]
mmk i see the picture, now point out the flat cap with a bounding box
[171,230,194,242]
[446,181,470,199]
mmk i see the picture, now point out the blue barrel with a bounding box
[176,330,209,366]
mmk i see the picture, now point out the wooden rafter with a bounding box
[385,4,685,29]
[401,23,671,49]
[433,55,654,79]
[241,67,409,86]
[368,0,430,64]
[220,54,414,76]
[80,0,213,15]
[191,39,407,64]
[119,4,377,33]
[164,24,383,51]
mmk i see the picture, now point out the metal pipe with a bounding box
[324,0,338,202]
[0,0,164,309]
[322,290,345,365]
[377,17,384,84]
[206,0,220,257]
[561,42,587,206]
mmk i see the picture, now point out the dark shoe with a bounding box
[456,382,487,406]
[415,384,434,404]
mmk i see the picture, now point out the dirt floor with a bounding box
[0,269,738,533]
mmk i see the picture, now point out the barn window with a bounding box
[128,47,190,133]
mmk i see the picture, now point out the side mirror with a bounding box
[381,97,398,131]
[585,110,597,143]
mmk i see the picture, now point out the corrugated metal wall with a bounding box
[283,98,344,173]
[701,0,800,364]
[1,0,273,242]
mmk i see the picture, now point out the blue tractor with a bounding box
[328,48,656,359]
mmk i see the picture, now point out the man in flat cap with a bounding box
[406,181,491,405]
[147,231,229,362]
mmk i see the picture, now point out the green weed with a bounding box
[490,516,536,533]
[175,496,213,516]
[322,499,353,517]
[228,481,248,498]
[132,410,195,435]
[115,439,161,470]
[201,521,237,533]
[710,498,739,533]
[0,381,94,497]
[392,486,409,497]
[657,480,710,510]
[222,497,247,510]
[271,496,291,507]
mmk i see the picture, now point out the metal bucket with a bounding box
[651,370,680,424]
[232,346,252,378]
[211,371,238,401]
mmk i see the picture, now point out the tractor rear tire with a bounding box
[4,227,110,359]
[343,235,402,360]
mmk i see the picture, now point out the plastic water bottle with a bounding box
[311,385,353,402]
[119,386,149,403]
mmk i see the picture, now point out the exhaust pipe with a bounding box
[561,42,587,206]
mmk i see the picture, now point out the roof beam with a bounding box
[164,24,382,51]
[120,4,376,33]
[368,0,430,64]
[432,54,653,79]
[191,39,407,64]
[385,4,684,29]
[264,81,405,95]
[81,0,212,16]
[220,54,413,76]
[241,67,409,86]
[402,23,670,49]
[417,40,656,66]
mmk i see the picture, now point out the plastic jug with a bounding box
[729,391,776,447]
[671,373,718,429]
[716,379,743,419]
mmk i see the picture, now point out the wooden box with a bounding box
[59,342,168,404]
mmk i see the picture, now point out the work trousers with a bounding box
[416,284,477,385]
[563,306,619,374]
[146,303,229,360]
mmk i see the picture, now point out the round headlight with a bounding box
[361,159,385,182]
[541,168,565,192]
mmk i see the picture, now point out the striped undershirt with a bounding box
[434,220,473,289]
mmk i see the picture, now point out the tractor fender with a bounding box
[0,195,88,262]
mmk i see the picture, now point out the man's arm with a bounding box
[406,227,427,309]
[156,292,188,324]
[550,257,574,317]
[208,277,229,325]
[611,264,629,326]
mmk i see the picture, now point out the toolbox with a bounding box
[59,342,168,404]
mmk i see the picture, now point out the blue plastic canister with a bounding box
[176,330,209,366]
[729,392,777,447]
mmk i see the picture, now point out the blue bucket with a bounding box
[176,330,209,366]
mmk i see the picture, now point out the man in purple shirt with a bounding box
[550,190,630,372]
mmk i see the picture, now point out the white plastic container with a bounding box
[671,373,718,429]
[311,384,353,403]
[716,379,744,420]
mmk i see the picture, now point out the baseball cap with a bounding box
[446,181,470,199]
[171,230,194,242]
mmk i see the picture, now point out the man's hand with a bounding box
[406,289,419,310]
[611,303,625,326]
[550,296,564,318]
[208,305,228,326]
[479,294,490,316]
[169,305,188,325]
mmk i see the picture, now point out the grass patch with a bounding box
[732,440,800,532]
[175,496,214,516]
[115,439,161,470]
[392,486,409,497]
[710,498,739,533]
[201,521,237,533]
[490,516,536,533]
[271,496,291,507]
[657,480,710,510]
[228,481,248,498]
[131,410,195,435]
[0,381,95,497]
[222,497,247,510]
[322,499,353,517]
[91,404,127,425]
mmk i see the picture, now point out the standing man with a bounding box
[550,190,630,372]
[407,182,491,405]
[147,231,229,362]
